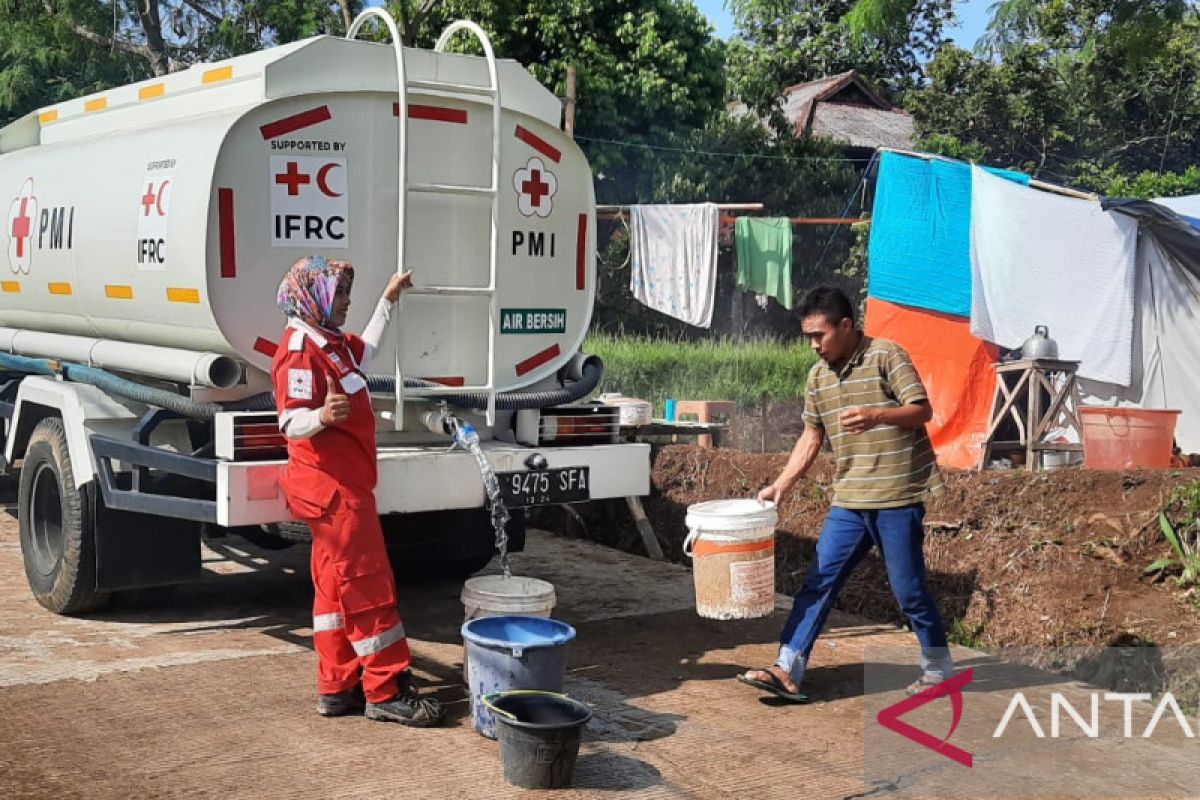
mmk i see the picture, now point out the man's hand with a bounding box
[383,270,414,303]
[839,406,881,435]
[319,379,351,426]
[757,484,779,504]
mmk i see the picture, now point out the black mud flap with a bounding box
[91,482,202,592]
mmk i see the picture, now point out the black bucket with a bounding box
[484,691,593,789]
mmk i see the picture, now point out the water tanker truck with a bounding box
[0,12,650,613]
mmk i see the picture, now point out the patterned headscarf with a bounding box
[276,255,354,329]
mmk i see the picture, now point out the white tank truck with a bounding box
[0,11,649,613]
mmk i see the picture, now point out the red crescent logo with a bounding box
[316,163,342,197]
[156,180,170,216]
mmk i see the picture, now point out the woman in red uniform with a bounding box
[271,255,444,727]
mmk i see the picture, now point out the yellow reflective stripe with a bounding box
[105,284,134,299]
[203,66,233,84]
[1,281,20,293]
[38,110,58,124]
[84,97,107,113]
[139,83,165,101]
[166,287,200,304]
[48,282,72,295]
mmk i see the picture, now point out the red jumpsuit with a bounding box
[271,320,410,703]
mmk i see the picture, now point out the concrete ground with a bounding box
[1,484,1197,799]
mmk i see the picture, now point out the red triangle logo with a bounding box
[876,668,974,768]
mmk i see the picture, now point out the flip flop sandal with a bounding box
[737,669,809,704]
[905,675,943,697]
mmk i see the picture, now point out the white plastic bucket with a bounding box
[683,499,778,620]
[461,575,557,622]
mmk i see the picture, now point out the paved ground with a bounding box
[2,481,1198,799]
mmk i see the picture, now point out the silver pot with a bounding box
[1021,325,1058,360]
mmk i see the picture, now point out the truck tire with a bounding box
[18,418,110,614]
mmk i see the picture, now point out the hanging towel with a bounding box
[735,217,794,310]
[969,166,1138,386]
[629,203,719,328]
[867,151,1029,317]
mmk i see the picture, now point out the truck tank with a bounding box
[0,35,596,394]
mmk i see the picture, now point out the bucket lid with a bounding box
[461,615,576,651]
[685,499,778,532]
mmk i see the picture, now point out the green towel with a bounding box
[735,217,794,310]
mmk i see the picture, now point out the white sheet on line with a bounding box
[969,166,1139,386]
[1081,236,1200,453]
[629,203,719,328]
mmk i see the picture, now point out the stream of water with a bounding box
[450,417,512,578]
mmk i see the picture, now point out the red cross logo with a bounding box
[275,162,311,196]
[141,184,157,217]
[11,198,31,257]
[6,177,38,275]
[521,169,551,209]
[513,158,558,219]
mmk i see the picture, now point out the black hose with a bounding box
[364,356,604,410]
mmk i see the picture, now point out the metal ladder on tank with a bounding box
[346,11,503,430]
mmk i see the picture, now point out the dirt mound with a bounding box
[550,446,1200,651]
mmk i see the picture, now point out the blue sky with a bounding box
[694,0,992,48]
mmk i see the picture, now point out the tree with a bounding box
[0,0,366,125]
[424,0,726,201]
[726,0,953,120]
[906,3,1200,184]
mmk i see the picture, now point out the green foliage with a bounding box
[0,0,362,125]
[585,333,818,409]
[1144,483,1200,590]
[426,0,725,200]
[727,0,952,120]
[907,3,1200,181]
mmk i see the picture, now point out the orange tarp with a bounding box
[864,297,999,469]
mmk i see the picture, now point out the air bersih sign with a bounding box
[501,308,566,334]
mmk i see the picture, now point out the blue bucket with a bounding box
[461,615,577,739]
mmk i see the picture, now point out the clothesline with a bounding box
[597,204,865,225]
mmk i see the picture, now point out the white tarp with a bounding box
[1081,236,1200,453]
[629,203,719,328]
[969,167,1139,386]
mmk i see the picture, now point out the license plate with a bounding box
[497,467,590,508]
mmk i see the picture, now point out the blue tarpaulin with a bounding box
[867,151,1029,317]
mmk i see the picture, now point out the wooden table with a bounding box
[979,358,1084,470]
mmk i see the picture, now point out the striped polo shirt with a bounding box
[802,335,942,509]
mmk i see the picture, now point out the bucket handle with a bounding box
[482,690,568,721]
[682,529,699,559]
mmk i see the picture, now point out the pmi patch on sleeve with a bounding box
[287,368,313,400]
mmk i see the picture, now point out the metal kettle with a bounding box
[1021,325,1058,360]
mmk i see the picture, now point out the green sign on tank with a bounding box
[500,308,567,334]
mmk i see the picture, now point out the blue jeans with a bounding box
[774,505,952,685]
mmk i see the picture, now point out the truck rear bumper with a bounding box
[217,442,651,526]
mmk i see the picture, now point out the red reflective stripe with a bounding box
[576,213,587,291]
[254,337,278,357]
[515,344,561,377]
[218,188,236,278]
[515,125,561,163]
[405,104,468,124]
[420,376,466,387]
[259,106,332,140]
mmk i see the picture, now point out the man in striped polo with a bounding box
[738,286,952,702]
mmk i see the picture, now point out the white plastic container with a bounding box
[598,393,652,426]
[684,499,778,620]
[461,575,556,621]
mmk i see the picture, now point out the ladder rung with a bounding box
[408,286,493,297]
[407,79,496,97]
[410,183,495,197]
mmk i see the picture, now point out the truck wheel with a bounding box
[18,418,110,614]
